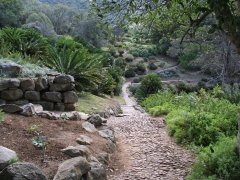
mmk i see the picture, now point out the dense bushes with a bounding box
[188,137,240,180]
[142,88,239,146]
[125,54,134,62]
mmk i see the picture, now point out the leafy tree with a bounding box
[140,73,162,94]
[0,0,23,28]
[91,0,240,54]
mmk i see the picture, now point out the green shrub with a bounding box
[118,48,124,56]
[136,62,146,72]
[222,83,240,104]
[129,85,140,94]
[125,69,136,78]
[125,54,134,62]
[0,27,48,59]
[176,82,196,93]
[157,36,171,55]
[139,49,150,57]
[148,62,158,70]
[140,73,162,94]
[134,89,147,102]
[188,137,240,180]
[179,52,197,69]
[148,56,156,60]
[142,88,239,146]
[132,77,141,83]
[115,57,126,69]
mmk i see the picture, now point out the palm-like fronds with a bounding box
[43,46,103,91]
[0,27,48,58]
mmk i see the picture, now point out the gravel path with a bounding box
[107,82,194,180]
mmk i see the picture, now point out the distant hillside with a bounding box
[38,0,89,9]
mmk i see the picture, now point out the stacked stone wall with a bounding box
[0,75,78,112]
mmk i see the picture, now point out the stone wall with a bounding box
[0,75,78,112]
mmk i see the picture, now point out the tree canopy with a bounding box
[92,0,240,53]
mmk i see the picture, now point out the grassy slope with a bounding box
[77,92,125,114]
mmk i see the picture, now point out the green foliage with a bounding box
[0,27,48,59]
[188,137,240,180]
[136,62,146,72]
[134,88,147,102]
[140,73,162,94]
[222,83,240,104]
[0,0,23,28]
[43,46,103,91]
[9,156,19,164]
[56,37,84,50]
[31,136,48,148]
[125,54,134,62]
[176,82,197,93]
[142,88,239,146]
[129,85,140,95]
[148,62,158,70]
[179,52,198,69]
[0,109,4,124]
[157,36,171,55]
[115,57,126,69]
[124,69,136,78]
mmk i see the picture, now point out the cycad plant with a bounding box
[43,46,103,91]
[0,27,48,59]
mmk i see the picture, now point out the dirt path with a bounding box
[107,82,194,180]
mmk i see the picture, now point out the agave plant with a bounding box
[43,46,103,91]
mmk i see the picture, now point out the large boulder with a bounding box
[87,162,107,180]
[0,104,23,113]
[0,79,20,91]
[53,157,91,180]
[35,77,48,91]
[20,103,35,116]
[20,78,35,92]
[0,62,22,77]
[82,122,97,133]
[53,75,75,84]
[0,162,47,180]
[63,91,78,103]
[42,92,62,102]
[25,91,41,101]
[1,89,23,100]
[61,145,91,158]
[87,114,103,127]
[0,146,17,171]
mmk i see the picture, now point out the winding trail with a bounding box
[107,82,194,180]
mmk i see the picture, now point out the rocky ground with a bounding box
[106,82,194,180]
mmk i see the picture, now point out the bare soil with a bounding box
[0,113,108,179]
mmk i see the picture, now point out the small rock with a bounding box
[98,126,115,142]
[61,145,91,158]
[87,114,103,127]
[76,135,93,145]
[87,162,107,180]
[20,103,35,116]
[82,122,97,133]
[95,153,109,165]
